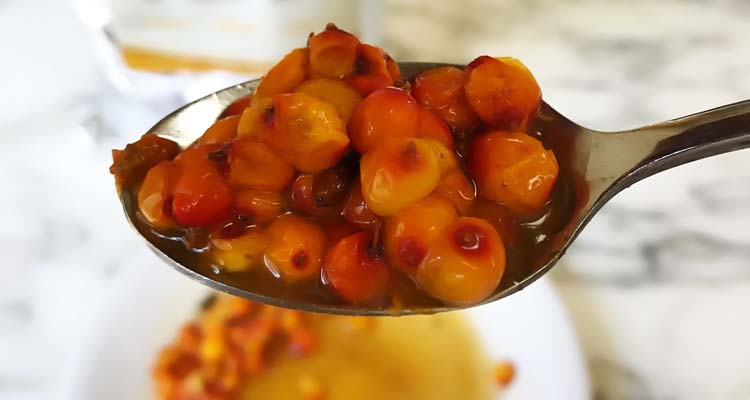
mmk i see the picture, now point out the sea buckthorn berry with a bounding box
[348,87,420,153]
[384,195,458,275]
[294,78,362,122]
[172,149,232,227]
[323,232,390,304]
[412,66,480,133]
[237,97,274,140]
[234,190,285,224]
[253,48,308,100]
[463,56,541,131]
[199,115,240,145]
[468,131,559,215]
[211,229,266,272]
[228,139,294,192]
[138,161,179,228]
[263,93,349,173]
[425,138,458,175]
[311,153,358,207]
[416,217,506,305]
[385,54,401,83]
[343,181,381,229]
[110,133,180,188]
[307,24,360,79]
[435,168,476,215]
[345,44,396,96]
[263,215,325,281]
[290,174,316,212]
[221,95,254,118]
[360,137,442,216]
[417,109,454,149]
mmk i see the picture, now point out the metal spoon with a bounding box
[120,62,750,315]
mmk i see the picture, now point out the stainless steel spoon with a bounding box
[120,62,750,315]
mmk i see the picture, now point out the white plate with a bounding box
[62,251,590,400]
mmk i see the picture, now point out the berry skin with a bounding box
[384,195,458,276]
[199,115,240,145]
[227,139,294,192]
[307,24,360,79]
[417,108,454,149]
[294,78,362,122]
[348,87,421,153]
[416,217,506,305]
[233,190,285,224]
[172,146,233,227]
[435,168,476,215]
[412,66,480,133]
[253,48,308,100]
[220,95,254,118]
[211,229,266,272]
[236,97,273,140]
[468,131,559,215]
[138,161,179,228]
[263,93,350,173]
[360,137,441,216]
[345,44,398,96]
[343,181,381,230]
[263,215,326,281]
[463,56,541,131]
[323,232,390,304]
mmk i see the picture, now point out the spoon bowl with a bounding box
[120,62,750,315]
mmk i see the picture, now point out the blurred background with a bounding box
[1,0,749,399]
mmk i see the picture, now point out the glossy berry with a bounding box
[412,66,480,133]
[348,87,421,153]
[307,24,360,79]
[435,168,476,215]
[360,137,441,216]
[211,229,266,272]
[172,146,233,227]
[463,56,541,131]
[253,48,308,99]
[110,133,180,188]
[228,139,294,192]
[236,97,273,140]
[263,92,349,173]
[343,181,381,229]
[323,232,390,304]
[138,160,179,228]
[294,78,362,122]
[469,131,559,215]
[220,95,254,118]
[233,190,285,224]
[263,215,325,281]
[417,108,454,149]
[416,217,505,305]
[199,115,240,145]
[345,44,397,96]
[384,195,458,275]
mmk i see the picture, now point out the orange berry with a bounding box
[172,146,232,227]
[137,161,179,228]
[435,168,476,215]
[264,93,349,173]
[110,133,180,188]
[463,56,541,131]
[199,115,240,145]
[384,195,458,275]
[237,97,273,140]
[310,153,358,207]
[228,139,294,192]
[468,131,558,215]
[234,190,285,224]
[348,87,420,153]
[221,95,254,118]
[425,138,459,175]
[345,44,396,96]
[412,66,480,133]
[294,78,362,122]
[211,229,266,272]
[360,137,441,216]
[416,217,505,305]
[290,174,316,213]
[343,180,381,230]
[254,48,308,99]
[323,232,390,304]
[417,108,454,149]
[263,215,325,281]
[307,24,360,79]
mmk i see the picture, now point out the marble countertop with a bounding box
[1,0,749,399]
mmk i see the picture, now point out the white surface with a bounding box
[62,251,589,400]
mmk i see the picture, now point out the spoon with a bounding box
[120,62,750,315]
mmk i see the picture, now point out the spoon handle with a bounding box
[598,100,750,190]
